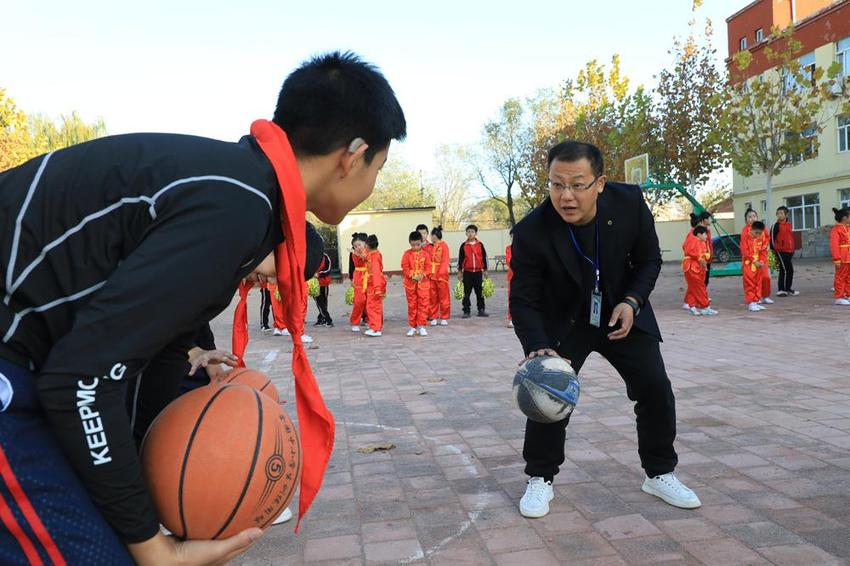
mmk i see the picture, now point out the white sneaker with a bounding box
[260,326,272,334]
[406,327,417,337]
[835,298,850,305]
[699,307,718,315]
[775,290,788,297]
[681,303,692,311]
[418,327,428,336]
[519,477,554,518]
[271,507,293,525]
[748,302,764,312]
[761,297,774,304]
[642,472,701,509]
[364,329,382,337]
[273,328,284,336]
[789,290,800,296]
[507,320,514,328]
[429,319,438,326]
[440,319,449,326]
[301,334,313,343]
[688,307,701,316]
[282,328,291,336]
[351,325,361,332]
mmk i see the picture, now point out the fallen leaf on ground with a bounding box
[357,443,396,454]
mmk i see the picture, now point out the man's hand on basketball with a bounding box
[522,349,571,366]
[607,302,634,341]
[188,349,239,376]
[129,528,263,566]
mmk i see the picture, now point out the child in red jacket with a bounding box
[830,207,850,305]
[682,226,716,316]
[428,226,451,326]
[313,253,333,327]
[742,208,773,304]
[742,221,769,312]
[771,206,798,296]
[402,231,431,336]
[457,224,489,317]
[364,234,386,336]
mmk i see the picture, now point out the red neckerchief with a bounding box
[230,119,335,532]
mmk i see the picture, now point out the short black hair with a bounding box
[416,224,428,232]
[273,51,407,163]
[834,207,850,222]
[409,231,423,242]
[751,221,765,231]
[431,225,443,239]
[366,234,379,249]
[693,225,708,237]
[466,224,478,233]
[777,205,790,214]
[351,232,367,244]
[547,141,604,177]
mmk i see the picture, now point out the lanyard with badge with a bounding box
[567,220,602,327]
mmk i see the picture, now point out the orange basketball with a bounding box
[222,367,279,403]
[141,383,301,539]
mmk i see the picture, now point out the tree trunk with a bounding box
[688,173,696,198]
[764,171,773,227]
[506,187,516,227]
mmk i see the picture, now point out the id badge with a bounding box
[590,290,602,327]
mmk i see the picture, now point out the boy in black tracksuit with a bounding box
[457,224,489,317]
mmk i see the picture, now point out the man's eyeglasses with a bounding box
[547,176,600,193]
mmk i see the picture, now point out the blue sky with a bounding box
[2,0,743,175]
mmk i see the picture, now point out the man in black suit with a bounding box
[510,141,701,518]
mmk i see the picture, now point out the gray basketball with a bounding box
[513,356,580,423]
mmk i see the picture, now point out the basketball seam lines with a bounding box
[176,385,230,539]
[212,388,264,539]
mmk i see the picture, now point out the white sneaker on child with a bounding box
[364,329,382,337]
[406,327,417,337]
[282,328,291,336]
[748,302,765,312]
[271,507,293,525]
[699,308,718,315]
[351,325,361,332]
[642,473,701,509]
[761,297,774,304]
[429,319,438,326]
[273,328,284,336]
[688,307,701,316]
[418,327,428,336]
[681,303,692,311]
[835,298,850,305]
[440,319,449,326]
[301,334,313,343]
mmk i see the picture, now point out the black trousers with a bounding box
[704,264,711,287]
[776,251,794,292]
[523,325,678,479]
[260,287,271,328]
[314,285,332,323]
[462,271,485,313]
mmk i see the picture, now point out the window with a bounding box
[740,37,748,51]
[840,189,850,209]
[839,115,850,153]
[838,36,850,78]
[785,193,821,230]
[760,200,767,215]
[785,51,816,92]
[786,124,818,164]
[755,28,764,43]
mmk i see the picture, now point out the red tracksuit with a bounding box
[830,223,850,298]
[365,249,386,331]
[682,235,710,309]
[741,230,769,304]
[350,253,368,326]
[506,244,513,321]
[428,240,451,321]
[402,248,431,328]
[266,281,286,329]
[742,224,771,298]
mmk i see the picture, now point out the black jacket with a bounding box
[509,182,662,356]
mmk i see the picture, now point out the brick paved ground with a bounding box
[215,259,850,565]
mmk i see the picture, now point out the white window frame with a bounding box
[838,36,850,79]
[740,37,748,51]
[840,189,850,210]
[786,124,818,164]
[785,193,821,231]
[755,28,764,43]
[839,115,850,153]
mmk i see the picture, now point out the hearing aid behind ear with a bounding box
[348,138,366,153]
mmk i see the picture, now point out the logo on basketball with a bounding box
[265,454,284,481]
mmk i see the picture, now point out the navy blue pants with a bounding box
[0,358,133,565]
